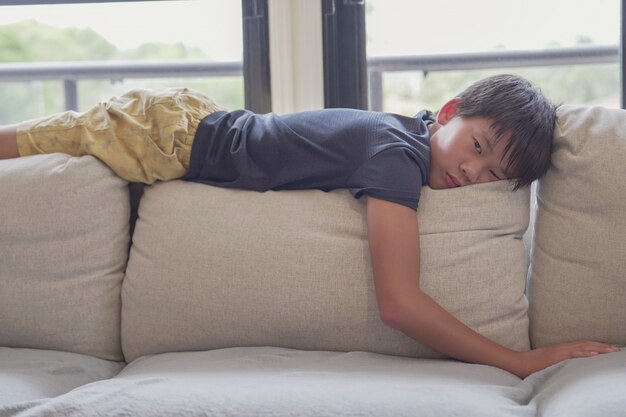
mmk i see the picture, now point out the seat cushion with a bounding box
[9,346,625,416]
[0,154,129,361]
[528,105,626,348]
[0,347,124,413]
[8,347,528,417]
[527,347,626,417]
[12,347,625,417]
[122,180,530,362]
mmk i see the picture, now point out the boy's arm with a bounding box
[366,196,618,378]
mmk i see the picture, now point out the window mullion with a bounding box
[321,0,367,110]
[242,0,272,113]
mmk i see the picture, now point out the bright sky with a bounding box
[366,0,620,55]
[0,0,620,59]
[0,0,244,61]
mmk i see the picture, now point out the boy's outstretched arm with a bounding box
[366,197,619,379]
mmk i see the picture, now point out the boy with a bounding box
[0,74,619,378]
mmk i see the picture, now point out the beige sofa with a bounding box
[1,105,625,416]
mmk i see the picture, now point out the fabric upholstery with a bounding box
[122,180,530,362]
[528,105,626,347]
[0,154,129,361]
[10,346,625,417]
[0,347,124,412]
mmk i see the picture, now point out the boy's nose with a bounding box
[461,161,488,184]
[461,163,478,184]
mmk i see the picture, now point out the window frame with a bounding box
[321,0,368,110]
[2,0,624,110]
[0,0,271,113]
[242,0,272,113]
[321,0,625,111]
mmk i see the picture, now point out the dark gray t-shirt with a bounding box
[183,108,432,210]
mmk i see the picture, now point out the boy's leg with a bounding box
[15,88,221,184]
[0,124,19,159]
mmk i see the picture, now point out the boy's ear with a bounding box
[436,98,460,125]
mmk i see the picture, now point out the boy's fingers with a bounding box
[569,350,598,359]
[592,343,620,352]
[575,340,619,350]
[571,345,619,358]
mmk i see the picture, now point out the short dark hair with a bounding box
[455,74,556,189]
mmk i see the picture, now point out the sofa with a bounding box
[0,104,625,417]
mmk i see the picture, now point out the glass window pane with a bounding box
[366,0,620,114]
[0,0,243,124]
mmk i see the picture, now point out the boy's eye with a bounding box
[490,170,501,180]
[473,139,482,154]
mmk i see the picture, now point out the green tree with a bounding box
[0,20,117,62]
[120,42,208,60]
[0,20,244,124]
[0,30,35,61]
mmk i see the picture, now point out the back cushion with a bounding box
[0,154,129,361]
[529,105,626,347]
[122,180,530,362]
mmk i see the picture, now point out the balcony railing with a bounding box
[0,45,619,112]
[367,46,619,111]
[0,60,243,111]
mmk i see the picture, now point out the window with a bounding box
[365,0,621,115]
[3,0,623,121]
[0,0,248,124]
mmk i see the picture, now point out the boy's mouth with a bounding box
[445,173,462,188]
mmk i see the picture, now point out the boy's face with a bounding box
[428,98,511,189]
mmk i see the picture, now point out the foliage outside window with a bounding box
[0,1,244,124]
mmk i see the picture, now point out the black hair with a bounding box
[455,74,556,189]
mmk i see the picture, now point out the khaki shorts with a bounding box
[16,88,222,184]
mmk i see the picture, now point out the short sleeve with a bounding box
[347,146,428,211]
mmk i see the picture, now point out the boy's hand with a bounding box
[512,340,620,378]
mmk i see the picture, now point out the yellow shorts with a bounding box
[16,88,222,184]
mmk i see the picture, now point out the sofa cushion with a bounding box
[0,347,124,412]
[8,347,527,417]
[528,105,626,348]
[0,154,129,361]
[122,180,530,362]
[13,347,625,416]
[527,347,626,417]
